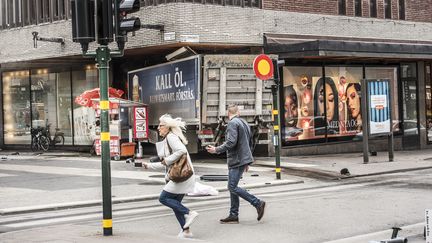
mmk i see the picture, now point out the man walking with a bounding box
[207,104,266,224]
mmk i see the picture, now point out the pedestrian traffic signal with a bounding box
[115,0,141,50]
[71,0,95,52]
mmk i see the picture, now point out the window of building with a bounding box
[72,69,98,145]
[0,0,3,29]
[2,67,98,146]
[338,0,346,15]
[324,67,364,142]
[0,0,69,29]
[384,0,392,19]
[2,71,31,144]
[281,65,401,146]
[30,0,37,24]
[370,0,377,17]
[355,0,362,17]
[398,0,405,20]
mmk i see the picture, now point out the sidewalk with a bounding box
[1,149,432,243]
[255,149,432,179]
[1,149,432,214]
[0,151,301,215]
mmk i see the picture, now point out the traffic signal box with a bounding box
[71,0,141,52]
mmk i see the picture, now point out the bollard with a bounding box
[391,227,402,239]
[137,142,143,159]
[370,227,407,243]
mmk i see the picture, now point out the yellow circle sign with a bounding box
[257,60,271,76]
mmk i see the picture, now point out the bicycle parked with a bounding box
[43,123,65,147]
[31,127,50,151]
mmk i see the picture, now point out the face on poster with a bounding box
[282,72,362,142]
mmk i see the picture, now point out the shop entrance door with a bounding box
[401,63,419,149]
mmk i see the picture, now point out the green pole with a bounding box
[271,84,281,180]
[96,46,113,236]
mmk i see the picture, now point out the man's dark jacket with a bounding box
[216,116,253,168]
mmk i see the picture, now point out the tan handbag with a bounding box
[166,139,193,183]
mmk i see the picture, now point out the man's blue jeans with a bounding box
[228,164,261,217]
[159,190,190,229]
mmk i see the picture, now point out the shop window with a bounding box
[384,0,391,19]
[338,0,346,15]
[72,69,98,145]
[0,0,3,29]
[370,0,377,17]
[57,72,73,145]
[325,67,363,141]
[281,66,324,145]
[2,71,31,144]
[355,0,362,17]
[400,63,418,137]
[398,0,405,20]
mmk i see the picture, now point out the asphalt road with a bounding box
[1,169,431,242]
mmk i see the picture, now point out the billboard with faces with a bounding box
[282,67,363,143]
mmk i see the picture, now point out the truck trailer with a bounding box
[128,54,273,154]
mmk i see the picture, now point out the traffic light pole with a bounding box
[96,46,113,236]
[83,46,122,236]
[271,84,281,180]
[72,0,141,237]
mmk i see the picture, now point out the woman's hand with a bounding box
[161,159,167,166]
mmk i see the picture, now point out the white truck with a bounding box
[128,54,273,154]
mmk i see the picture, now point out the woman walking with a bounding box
[143,114,198,238]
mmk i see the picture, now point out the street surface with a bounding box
[0,154,430,242]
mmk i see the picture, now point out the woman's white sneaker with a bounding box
[183,211,199,229]
[178,230,194,238]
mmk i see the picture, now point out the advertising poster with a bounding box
[95,136,120,156]
[128,56,200,125]
[282,67,362,143]
[368,79,391,136]
[133,106,148,140]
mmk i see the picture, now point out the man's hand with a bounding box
[206,145,217,154]
[244,165,249,172]
[142,162,149,169]
[161,159,167,166]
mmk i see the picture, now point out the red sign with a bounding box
[253,54,274,80]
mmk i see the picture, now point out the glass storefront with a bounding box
[2,67,98,146]
[3,71,31,144]
[281,65,400,146]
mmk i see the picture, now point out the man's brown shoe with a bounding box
[256,201,266,221]
[220,215,239,224]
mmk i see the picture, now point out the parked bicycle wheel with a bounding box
[31,137,39,151]
[39,136,50,151]
[54,135,65,146]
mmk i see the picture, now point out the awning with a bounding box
[264,33,432,59]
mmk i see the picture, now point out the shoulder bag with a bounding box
[166,139,193,183]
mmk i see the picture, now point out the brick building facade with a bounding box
[1,0,432,155]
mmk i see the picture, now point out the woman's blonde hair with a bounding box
[159,114,188,145]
